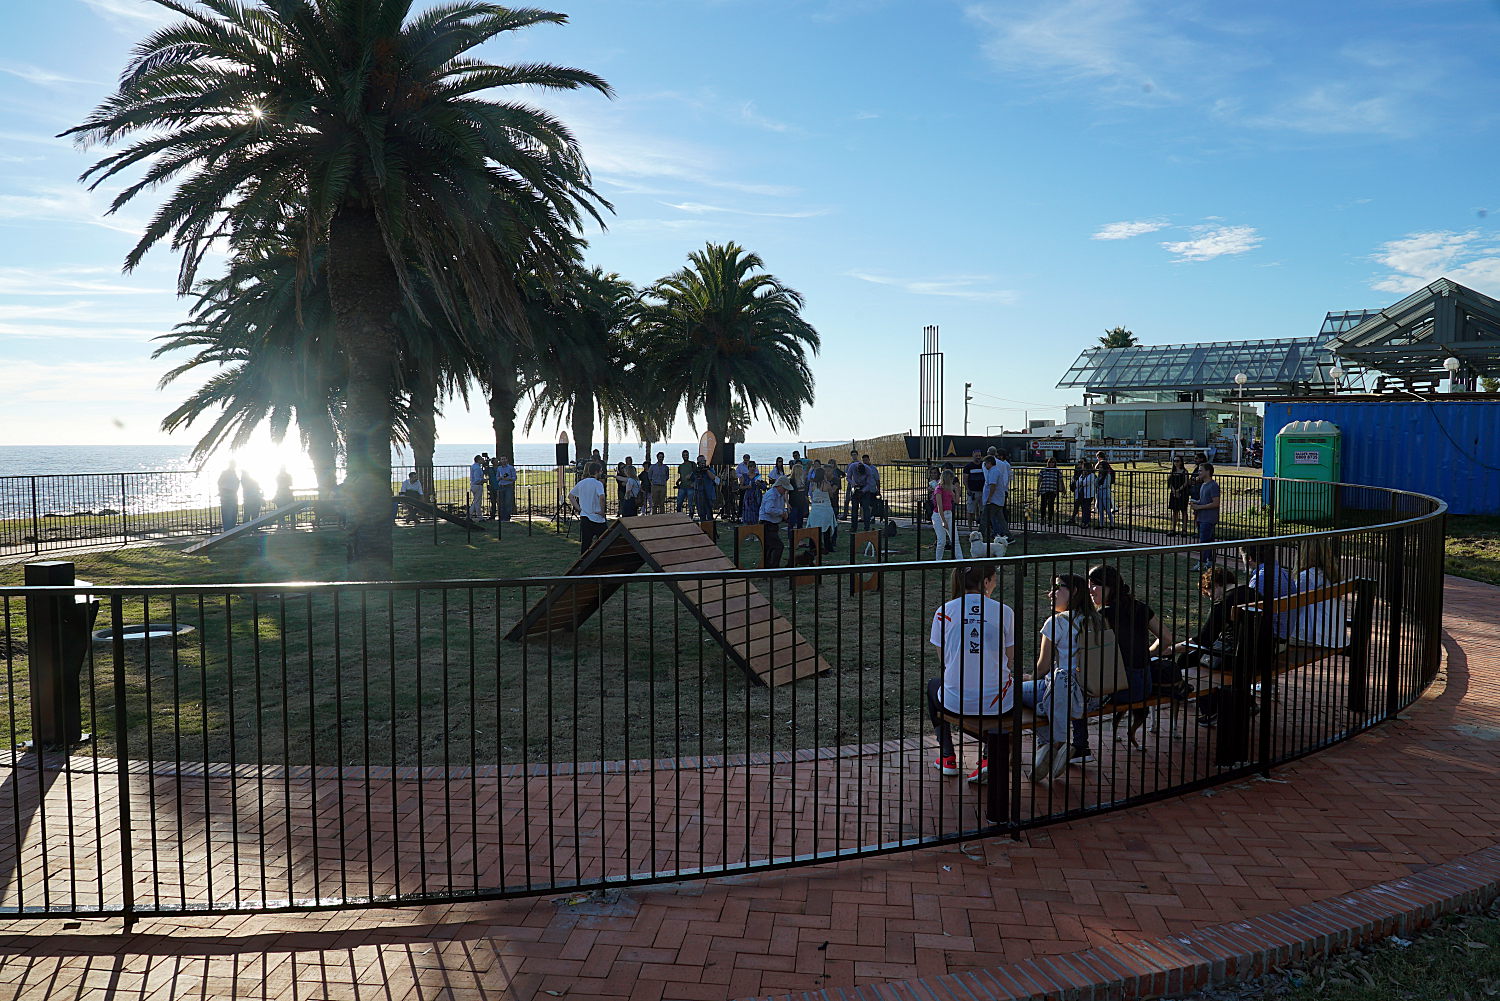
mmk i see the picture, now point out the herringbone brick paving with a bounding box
[0,574,1495,1000]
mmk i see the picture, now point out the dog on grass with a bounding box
[967,532,1009,558]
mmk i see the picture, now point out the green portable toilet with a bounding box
[1275,420,1341,522]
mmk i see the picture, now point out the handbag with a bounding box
[1078,620,1130,698]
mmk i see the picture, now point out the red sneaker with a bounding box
[933,755,959,776]
[966,759,989,784]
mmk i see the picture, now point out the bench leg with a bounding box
[985,729,1010,825]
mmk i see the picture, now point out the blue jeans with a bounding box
[1097,486,1114,525]
[497,484,515,520]
[220,496,237,533]
[1020,669,1093,746]
[1197,518,1217,565]
[984,502,1008,542]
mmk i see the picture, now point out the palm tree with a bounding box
[523,267,641,461]
[1099,326,1139,348]
[636,242,820,453]
[67,0,611,574]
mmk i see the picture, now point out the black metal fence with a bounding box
[0,478,1445,919]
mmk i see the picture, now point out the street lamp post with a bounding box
[1444,355,1462,392]
[1233,373,1248,468]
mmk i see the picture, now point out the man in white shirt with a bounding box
[981,454,1011,543]
[568,461,609,552]
[468,454,486,521]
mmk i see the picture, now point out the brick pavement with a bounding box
[0,574,1495,1001]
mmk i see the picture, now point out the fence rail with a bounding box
[0,477,1446,919]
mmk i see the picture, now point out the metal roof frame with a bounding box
[1328,278,1500,377]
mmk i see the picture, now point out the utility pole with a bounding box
[964,382,972,436]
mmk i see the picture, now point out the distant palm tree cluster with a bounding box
[66,0,819,574]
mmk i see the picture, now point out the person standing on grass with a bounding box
[1074,461,1098,527]
[931,469,963,561]
[737,455,763,525]
[675,449,695,513]
[788,453,809,530]
[1188,462,1220,569]
[1095,456,1117,528]
[217,461,239,533]
[824,458,844,518]
[758,475,790,567]
[1167,456,1191,535]
[468,454,486,521]
[980,455,1008,542]
[806,467,838,553]
[963,450,985,527]
[1036,456,1062,525]
[274,466,294,509]
[493,456,516,521]
[927,561,1015,782]
[241,472,263,523]
[690,455,720,522]
[646,452,669,514]
[568,461,608,552]
[843,449,862,519]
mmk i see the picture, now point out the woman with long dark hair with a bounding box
[1022,572,1104,780]
[1084,564,1174,750]
[926,562,1015,783]
[1167,457,1191,534]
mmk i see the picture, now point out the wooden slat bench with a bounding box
[940,577,1375,823]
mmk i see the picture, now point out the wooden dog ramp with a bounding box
[505,513,828,686]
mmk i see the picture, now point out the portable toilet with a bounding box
[1274,420,1342,522]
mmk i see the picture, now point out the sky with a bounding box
[3,0,1500,454]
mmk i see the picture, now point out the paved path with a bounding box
[0,575,1495,1001]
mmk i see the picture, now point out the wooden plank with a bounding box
[628,520,710,542]
[656,556,738,573]
[694,592,770,619]
[182,499,313,554]
[703,603,777,632]
[636,531,725,556]
[651,545,734,569]
[760,649,830,686]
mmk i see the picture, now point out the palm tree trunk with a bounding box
[489,383,517,460]
[408,375,439,499]
[328,204,401,576]
[705,381,731,463]
[571,392,594,463]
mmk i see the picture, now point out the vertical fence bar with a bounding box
[1384,526,1406,720]
[109,595,135,925]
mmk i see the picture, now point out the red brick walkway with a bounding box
[0,575,1495,1001]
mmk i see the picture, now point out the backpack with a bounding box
[1076,618,1130,698]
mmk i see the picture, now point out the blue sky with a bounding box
[3,0,1500,450]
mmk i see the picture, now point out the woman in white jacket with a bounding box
[1290,536,1348,648]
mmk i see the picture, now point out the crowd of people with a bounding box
[925,535,1349,783]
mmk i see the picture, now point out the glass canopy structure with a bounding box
[1056,335,1342,399]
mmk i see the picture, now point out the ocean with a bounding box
[0,441,847,518]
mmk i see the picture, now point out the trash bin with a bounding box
[1274,420,1341,522]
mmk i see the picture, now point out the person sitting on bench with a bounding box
[1289,536,1350,649]
[1165,566,1259,726]
[1078,564,1175,754]
[926,562,1015,784]
[1022,573,1105,781]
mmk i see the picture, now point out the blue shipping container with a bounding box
[1262,399,1500,515]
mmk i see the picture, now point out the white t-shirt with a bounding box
[930,594,1015,715]
[1290,568,1349,648]
[1041,613,1083,674]
[569,478,607,523]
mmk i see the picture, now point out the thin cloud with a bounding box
[0,62,98,89]
[1370,230,1500,294]
[76,0,177,29]
[739,101,794,133]
[0,267,167,296]
[661,202,827,219]
[1160,224,1261,261]
[846,271,1019,303]
[0,185,148,236]
[1092,220,1168,240]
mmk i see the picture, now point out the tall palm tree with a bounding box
[523,266,641,461]
[1099,326,1139,348]
[67,0,611,574]
[636,242,820,454]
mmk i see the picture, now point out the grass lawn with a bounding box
[0,516,1226,769]
[1174,900,1500,1000]
[1445,515,1500,587]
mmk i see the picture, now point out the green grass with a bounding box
[0,518,1180,769]
[1175,901,1500,1000]
[1445,515,1500,587]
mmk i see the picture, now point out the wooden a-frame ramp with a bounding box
[504,513,829,687]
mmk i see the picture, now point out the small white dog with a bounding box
[967,531,1010,558]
